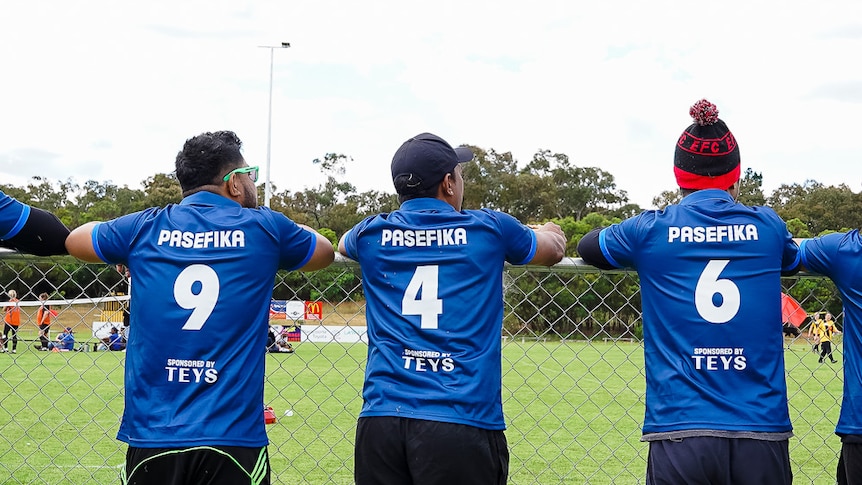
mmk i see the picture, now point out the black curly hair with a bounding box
[174,131,245,193]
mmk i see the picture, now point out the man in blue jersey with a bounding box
[577,100,801,485]
[339,132,566,485]
[64,131,334,485]
[799,235,862,484]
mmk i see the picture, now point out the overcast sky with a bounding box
[1,0,860,209]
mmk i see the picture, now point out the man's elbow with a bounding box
[300,244,335,272]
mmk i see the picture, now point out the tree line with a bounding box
[2,145,853,337]
[4,145,859,253]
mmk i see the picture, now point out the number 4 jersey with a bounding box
[341,198,538,430]
[595,189,800,436]
[90,192,317,448]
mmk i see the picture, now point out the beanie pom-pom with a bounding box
[689,99,719,126]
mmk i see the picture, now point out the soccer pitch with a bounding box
[0,339,843,484]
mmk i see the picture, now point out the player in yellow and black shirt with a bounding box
[808,313,824,353]
[819,313,838,364]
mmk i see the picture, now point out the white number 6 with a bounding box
[694,260,740,324]
[174,264,220,330]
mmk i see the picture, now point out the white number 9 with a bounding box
[174,264,220,330]
[694,259,740,324]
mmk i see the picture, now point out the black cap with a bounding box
[391,133,474,194]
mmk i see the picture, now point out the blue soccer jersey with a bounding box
[90,192,316,448]
[342,198,537,430]
[0,190,30,241]
[596,190,800,435]
[801,232,862,437]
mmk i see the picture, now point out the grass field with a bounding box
[0,338,844,484]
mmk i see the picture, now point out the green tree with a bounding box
[769,180,862,233]
[461,147,520,212]
[784,218,811,238]
[66,180,147,227]
[651,189,681,209]
[462,148,629,222]
[143,173,182,208]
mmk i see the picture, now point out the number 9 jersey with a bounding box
[90,192,317,448]
[595,190,801,436]
[341,198,538,430]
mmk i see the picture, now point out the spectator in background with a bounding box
[34,293,53,351]
[266,326,294,353]
[577,100,800,485]
[340,132,566,485]
[64,130,334,485]
[2,289,21,353]
[117,264,132,342]
[47,326,75,351]
[98,326,126,352]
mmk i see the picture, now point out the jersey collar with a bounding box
[180,191,243,208]
[679,188,734,206]
[400,198,458,212]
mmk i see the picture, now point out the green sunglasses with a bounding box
[222,166,259,183]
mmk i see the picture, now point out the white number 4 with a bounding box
[402,265,443,329]
[695,259,740,324]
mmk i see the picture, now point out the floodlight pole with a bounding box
[259,42,291,208]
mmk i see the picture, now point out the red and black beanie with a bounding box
[674,99,740,190]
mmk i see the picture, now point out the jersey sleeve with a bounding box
[92,212,151,264]
[800,233,844,277]
[0,206,70,256]
[596,213,649,269]
[341,216,376,261]
[0,191,30,240]
[766,210,801,273]
[489,210,537,265]
[274,215,319,271]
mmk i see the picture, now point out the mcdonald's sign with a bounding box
[304,301,323,320]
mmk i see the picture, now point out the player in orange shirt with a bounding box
[2,290,21,353]
[34,292,53,351]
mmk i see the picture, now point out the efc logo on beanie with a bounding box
[677,130,737,157]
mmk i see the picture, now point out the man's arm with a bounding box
[0,207,70,256]
[527,222,567,267]
[65,222,102,263]
[298,225,335,272]
[576,228,616,270]
[337,231,350,258]
[792,237,808,272]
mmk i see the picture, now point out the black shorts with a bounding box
[354,416,509,485]
[646,436,791,485]
[838,441,862,485]
[123,445,270,485]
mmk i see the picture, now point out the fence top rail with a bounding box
[0,249,824,278]
[334,253,601,273]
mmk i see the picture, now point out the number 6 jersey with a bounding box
[341,198,537,430]
[90,192,317,448]
[593,189,800,437]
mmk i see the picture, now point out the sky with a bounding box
[1,0,861,209]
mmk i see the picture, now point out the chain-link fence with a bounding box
[0,253,846,484]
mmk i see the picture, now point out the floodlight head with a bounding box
[281,42,291,48]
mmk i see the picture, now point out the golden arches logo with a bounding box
[304,301,322,319]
